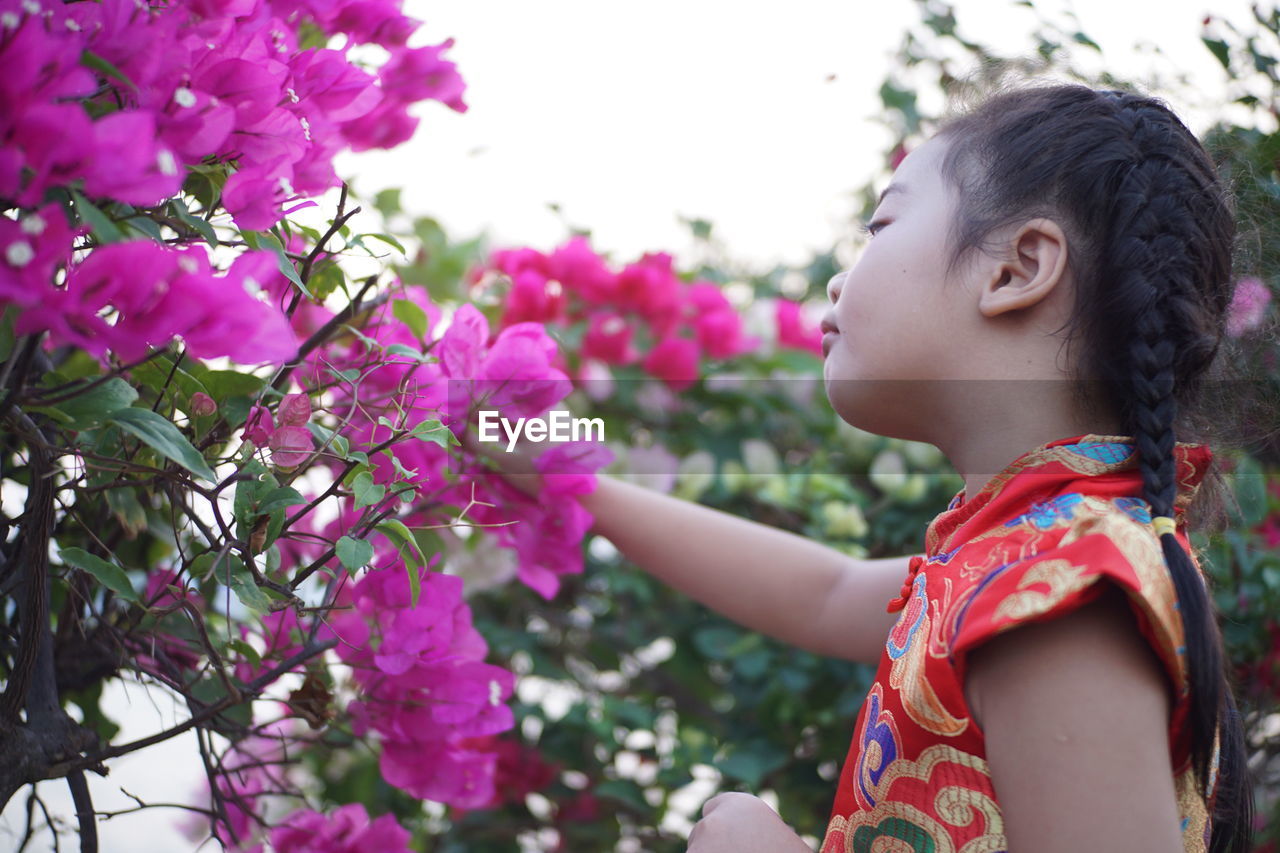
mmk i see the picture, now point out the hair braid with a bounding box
[1100,91,1252,853]
[935,82,1254,852]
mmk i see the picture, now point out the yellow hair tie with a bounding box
[1152,516,1177,537]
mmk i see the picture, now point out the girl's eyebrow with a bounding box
[877,183,907,206]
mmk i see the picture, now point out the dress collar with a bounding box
[924,433,1213,557]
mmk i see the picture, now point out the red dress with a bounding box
[820,434,1219,853]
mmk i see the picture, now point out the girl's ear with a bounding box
[976,218,1070,318]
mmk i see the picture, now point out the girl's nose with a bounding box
[827,271,847,304]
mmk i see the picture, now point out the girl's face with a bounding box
[822,134,976,441]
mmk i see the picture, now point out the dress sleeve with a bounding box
[948,504,1192,733]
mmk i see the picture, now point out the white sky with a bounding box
[335,0,1260,274]
[1,1,1265,849]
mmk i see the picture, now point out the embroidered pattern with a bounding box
[823,434,1216,853]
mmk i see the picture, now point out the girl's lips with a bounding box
[822,331,839,357]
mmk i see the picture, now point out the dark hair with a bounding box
[932,81,1253,852]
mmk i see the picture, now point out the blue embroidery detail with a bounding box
[886,573,927,661]
[857,689,898,807]
[1003,493,1083,530]
[931,545,962,565]
[1065,440,1133,465]
[1114,496,1152,523]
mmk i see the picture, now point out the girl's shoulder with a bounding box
[932,491,1196,754]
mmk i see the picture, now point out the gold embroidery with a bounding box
[992,558,1095,623]
[821,745,1004,853]
[888,578,969,737]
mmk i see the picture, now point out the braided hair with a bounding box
[932,82,1253,853]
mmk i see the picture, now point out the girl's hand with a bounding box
[686,793,812,853]
[459,424,545,499]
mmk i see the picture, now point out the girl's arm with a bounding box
[962,583,1186,852]
[576,473,910,666]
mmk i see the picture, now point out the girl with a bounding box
[468,81,1255,853]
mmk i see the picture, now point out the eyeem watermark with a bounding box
[476,410,606,452]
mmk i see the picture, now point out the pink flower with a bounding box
[642,336,700,391]
[339,96,419,151]
[323,565,517,807]
[0,204,87,309]
[328,0,420,48]
[242,403,274,446]
[1226,277,1272,337]
[189,392,218,417]
[277,392,312,427]
[546,235,617,304]
[269,425,313,469]
[774,298,823,357]
[686,284,757,359]
[378,39,467,113]
[80,111,184,207]
[617,252,682,338]
[581,312,637,365]
[270,804,412,853]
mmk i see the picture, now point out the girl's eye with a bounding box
[860,219,888,238]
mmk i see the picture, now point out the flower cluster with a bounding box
[269,803,412,853]
[9,237,299,366]
[325,560,517,808]
[0,0,464,365]
[242,391,315,468]
[471,236,761,391]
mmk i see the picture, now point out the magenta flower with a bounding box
[277,392,312,427]
[0,204,87,309]
[642,335,700,391]
[1226,277,1272,337]
[687,282,757,359]
[80,111,184,207]
[581,312,638,365]
[378,39,467,113]
[241,403,274,446]
[270,803,412,853]
[324,564,517,807]
[189,392,218,417]
[617,252,683,338]
[329,0,420,48]
[774,297,823,356]
[269,426,314,469]
[546,235,618,305]
[339,95,419,152]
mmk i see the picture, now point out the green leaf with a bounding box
[202,370,264,401]
[352,471,385,508]
[71,189,125,244]
[169,197,219,247]
[128,356,208,402]
[409,418,457,448]
[109,407,218,482]
[226,638,261,667]
[242,229,307,295]
[256,486,306,515]
[80,49,138,91]
[716,740,789,788]
[228,569,271,613]
[1231,454,1268,527]
[373,188,402,217]
[51,377,139,428]
[375,519,427,607]
[365,233,407,255]
[392,298,430,340]
[336,535,374,572]
[1203,37,1231,70]
[60,547,139,603]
